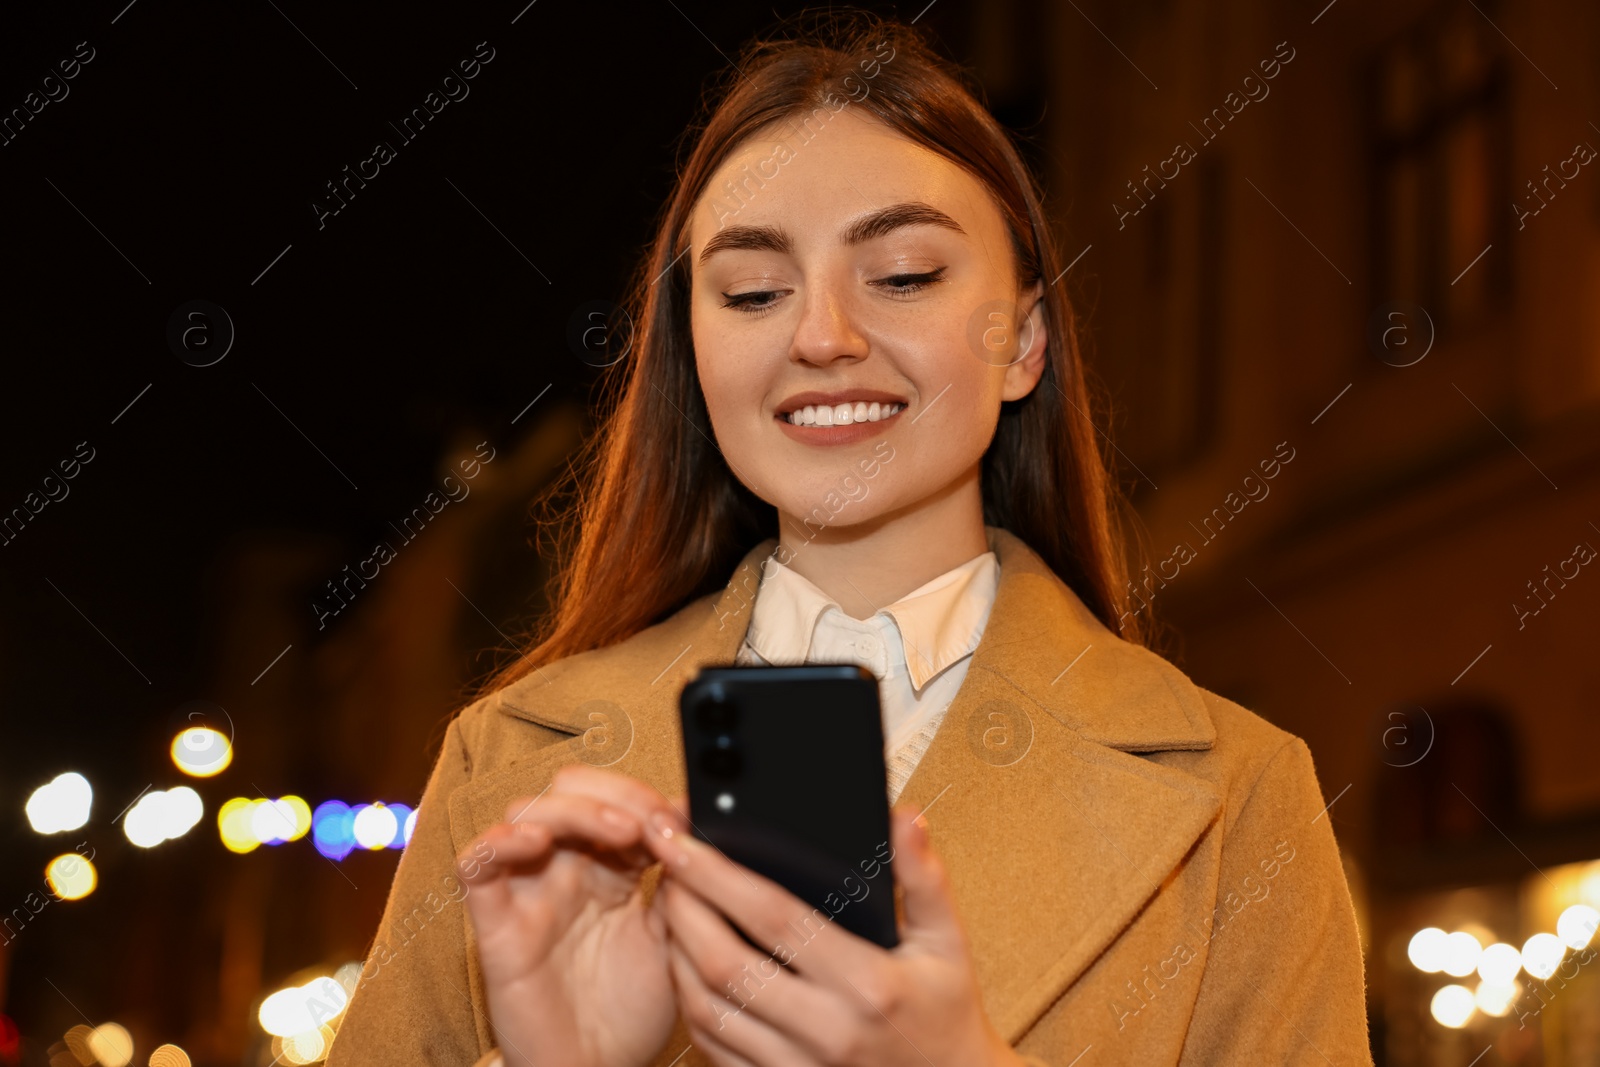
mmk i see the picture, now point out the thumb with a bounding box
[889,805,964,954]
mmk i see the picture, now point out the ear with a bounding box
[1001,278,1049,402]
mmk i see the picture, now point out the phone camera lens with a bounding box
[701,737,742,778]
[696,692,737,733]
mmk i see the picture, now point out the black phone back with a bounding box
[679,664,899,950]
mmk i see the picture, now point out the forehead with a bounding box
[688,108,1002,256]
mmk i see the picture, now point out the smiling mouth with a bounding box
[780,401,906,427]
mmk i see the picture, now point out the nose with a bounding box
[788,275,869,367]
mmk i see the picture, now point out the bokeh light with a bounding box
[1441,931,1483,978]
[258,977,349,1038]
[386,804,413,848]
[124,787,204,848]
[1556,904,1599,950]
[278,1026,336,1066]
[25,772,92,834]
[1477,942,1521,986]
[213,797,413,859]
[220,796,314,852]
[282,796,313,841]
[148,1043,192,1067]
[312,801,355,861]
[1521,932,1567,980]
[333,960,362,994]
[352,803,399,851]
[1407,927,1447,972]
[170,727,232,777]
[1474,980,1519,1018]
[87,1022,133,1067]
[45,853,97,900]
[1580,861,1600,908]
[64,1023,94,1063]
[1430,984,1476,1028]
[218,797,260,854]
[252,799,297,845]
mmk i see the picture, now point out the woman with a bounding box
[326,11,1371,1066]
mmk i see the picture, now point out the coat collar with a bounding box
[457,526,1222,1045]
[495,525,1216,751]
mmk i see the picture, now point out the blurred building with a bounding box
[1018,0,1600,1062]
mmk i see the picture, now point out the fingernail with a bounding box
[600,806,630,829]
[650,812,690,867]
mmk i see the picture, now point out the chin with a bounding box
[774,485,901,540]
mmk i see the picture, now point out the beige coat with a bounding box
[326,526,1373,1066]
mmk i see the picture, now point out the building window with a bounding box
[1366,0,1511,330]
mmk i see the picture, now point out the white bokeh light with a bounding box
[124,787,205,848]
[352,804,399,850]
[259,977,350,1038]
[1556,905,1599,951]
[251,798,299,844]
[87,1022,133,1067]
[25,772,93,834]
[1442,931,1483,978]
[1477,942,1521,986]
[1475,980,1518,1017]
[1408,927,1448,973]
[1521,933,1567,980]
[1431,984,1476,1028]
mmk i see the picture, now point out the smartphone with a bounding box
[678,664,899,950]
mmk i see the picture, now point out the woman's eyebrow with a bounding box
[696,201,966,267]
[841,201,967,245]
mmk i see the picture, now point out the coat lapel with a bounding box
[449,527,1223,1047]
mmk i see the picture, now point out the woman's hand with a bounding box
[643,802,1025,1067]
[457,764,689,1067]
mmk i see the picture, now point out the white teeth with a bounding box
[784,402,904,426]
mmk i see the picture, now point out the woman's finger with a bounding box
[644,818,883,989]
[455,824,557,958]
[661,878,856,1062]
[495,790,652,867]
[886,804,966,956]
[547,765,688,838]
[458,798,648,967]
[666,940,777,1067]
[458,821,553,885]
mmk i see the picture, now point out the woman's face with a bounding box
[686,107,1047,536]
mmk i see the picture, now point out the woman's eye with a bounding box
[720,289,784,314]
[719,267,947,316]
[874,267,947,296]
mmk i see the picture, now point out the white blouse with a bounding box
[733,548,1001,803]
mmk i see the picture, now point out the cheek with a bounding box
[691,317,745,419]
[695,344,763,436]
[909,335,1006,452]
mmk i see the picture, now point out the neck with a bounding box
[773,465,989,620]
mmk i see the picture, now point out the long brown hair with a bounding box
[476,8,1148,698]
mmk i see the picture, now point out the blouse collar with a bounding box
[743,547,1001,692]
